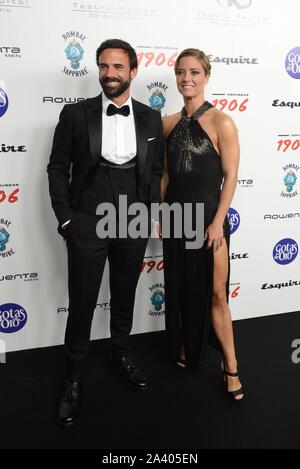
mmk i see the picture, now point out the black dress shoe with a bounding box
[57,380,81,427]
[113,356,148,391]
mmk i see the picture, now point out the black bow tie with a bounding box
[106,103,130,117]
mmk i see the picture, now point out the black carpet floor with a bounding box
[1,311,300,449]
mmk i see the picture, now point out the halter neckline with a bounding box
[181,101,213,120]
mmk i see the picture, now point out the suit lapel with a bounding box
[85,93,102,166]
[132,99,148,177]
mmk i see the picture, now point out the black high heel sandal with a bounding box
[223,368,244,401]
[176,357,187,369]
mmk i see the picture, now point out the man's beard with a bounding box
[99,76,131,99]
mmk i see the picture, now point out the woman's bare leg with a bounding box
[211,241,243,399]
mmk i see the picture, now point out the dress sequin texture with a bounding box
[169,101,215,174]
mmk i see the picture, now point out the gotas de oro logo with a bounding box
[62,31,88,77]
[227,208,240,234]
[285,47,300,79]
[147,82,167,112]
[273,238,298,265]
[0,303,27,333]
[0,218,15,258]
[0,87,9,118]
[149,283,165,317]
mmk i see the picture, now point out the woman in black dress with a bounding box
[161,48,243,400]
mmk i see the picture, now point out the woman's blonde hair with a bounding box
[174,48,211,77]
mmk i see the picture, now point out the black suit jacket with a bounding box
[47,93,164,232]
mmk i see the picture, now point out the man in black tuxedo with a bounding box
[47,39,163,426]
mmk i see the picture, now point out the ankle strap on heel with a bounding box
[224,369,238,377]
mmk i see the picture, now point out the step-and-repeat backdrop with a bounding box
[1,0,300,352]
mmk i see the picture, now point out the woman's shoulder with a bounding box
[210,108,237,134]
[162,112,181,138]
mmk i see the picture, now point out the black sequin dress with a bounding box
[163,101,230,368]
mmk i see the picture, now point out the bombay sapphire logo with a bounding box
[149,89,166,111]
[273,238,298,265]
[0,303,27,333]
[0,219,15,258]
[285,47,300,79]
[147,82,168,112]
[62,31,88,77]
[0,228,9,252]
[281,163,298,198]
[284,172,297,192]
[149,283,165,317]
[151,290,165,310]
[65,40,83,70]
[0,87,9,118]
[227,208,240,234]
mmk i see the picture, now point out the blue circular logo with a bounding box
[0,87,9,117]
[285,47,300,79]
[0,303,27,333]
[227,208,240,234]
[273,238,298,265]
[149,91,166,111]
[151,289,165,311]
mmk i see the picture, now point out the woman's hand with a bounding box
[204,222,224,252]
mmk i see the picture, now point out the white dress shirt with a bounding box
[101,93,137,164]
